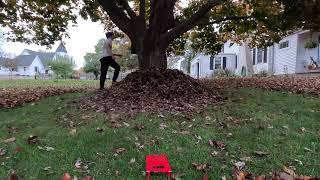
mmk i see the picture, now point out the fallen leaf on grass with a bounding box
[135,124,145,131]
[128,158,136,164]
[4,137,16,143]
[8,171,19,180]
[192,162,213,172]
[234,161,246,170]
[83,176,94,180]
[283,166,296,177]
[240,157,252,162]
[96,127,104,133]
[254,151,269,156]
[62,173,71,180]
[159,123,168,130]
[299,127,306,133]
[179,131,190,135]
[7,127,18,134]
[27,135,39,144]
[209,140,226,150]
[211,151,218,156]
[135,142,145,150]
[123,122,130,127]
[114,148,126,155]
[282,125,289,130]
[0,148,6,156]
[74,158,94,171]
[221,175,227,180]
[256,175,265,180]
[69,129,77,135]
[14,147,22,154]
[303,147,312,152]
[202,172,209,180]
[115,170,120,176]
[112,123,123,128]
[232,169,253,180]
[43,166,51,171]
[170,173,184,180]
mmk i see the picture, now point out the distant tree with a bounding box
[83,39,104,80]
[1,58,18,79]
[84,53,101,80]
[47,56,75,79]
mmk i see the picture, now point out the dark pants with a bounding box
[100,56,120,88]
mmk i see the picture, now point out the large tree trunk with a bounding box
[137,42,167,69]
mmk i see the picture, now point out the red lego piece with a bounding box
[146,155,172,180]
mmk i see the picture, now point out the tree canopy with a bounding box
[1,0,319,68]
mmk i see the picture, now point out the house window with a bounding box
[215,57,222,69]
[210,56,214,70]
[34,66,38,73]
[279,40,289,49]
[24,67,27,71]
[252,48,256,65]
[223,57,227,69]
[257,48,263,64]
[235,55,238,68]
[263,48,268,63]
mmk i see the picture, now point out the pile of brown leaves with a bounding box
[0,86,95,108]
[203,76,320,96]
[78,69,221,116]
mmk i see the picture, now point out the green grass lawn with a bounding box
[0,79,98,88]
[0,89,319,179]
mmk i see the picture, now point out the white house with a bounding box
[168,56,189,74]
[190,30,320,78]
[0,42,70,76]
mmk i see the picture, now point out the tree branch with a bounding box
[118,0,136,19]
[164,0,223,42]
[98,0,134,38]
[140,0,145,18]
[195,16,252,26]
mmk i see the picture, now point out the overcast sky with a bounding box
[3,18,106,69]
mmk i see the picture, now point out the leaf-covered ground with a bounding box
[0,79,98,108]
[203,76,320,97]
[1,89,319,179]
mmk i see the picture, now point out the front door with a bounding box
[196,62,200,79]
[223,57,227,70]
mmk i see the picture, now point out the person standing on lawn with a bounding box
[99,32,122,90]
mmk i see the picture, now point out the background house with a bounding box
[0,42,70,77]
[190,30,320,78]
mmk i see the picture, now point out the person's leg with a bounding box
[109,58,121,82]
[99,57,109,89]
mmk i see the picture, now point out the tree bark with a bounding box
[136,36,168,69]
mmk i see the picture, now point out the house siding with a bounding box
[273,34,298,75]
[190,54,213,78]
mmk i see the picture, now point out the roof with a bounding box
[15,55,37,66]
[24,50,55,65]
[56,42,68,53]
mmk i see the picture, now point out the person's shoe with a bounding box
[111,81,119,86]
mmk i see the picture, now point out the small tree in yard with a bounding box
[1,58,18,79]
[47,56,75,79]
[84,53,101,80]
[1,0,320,70]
